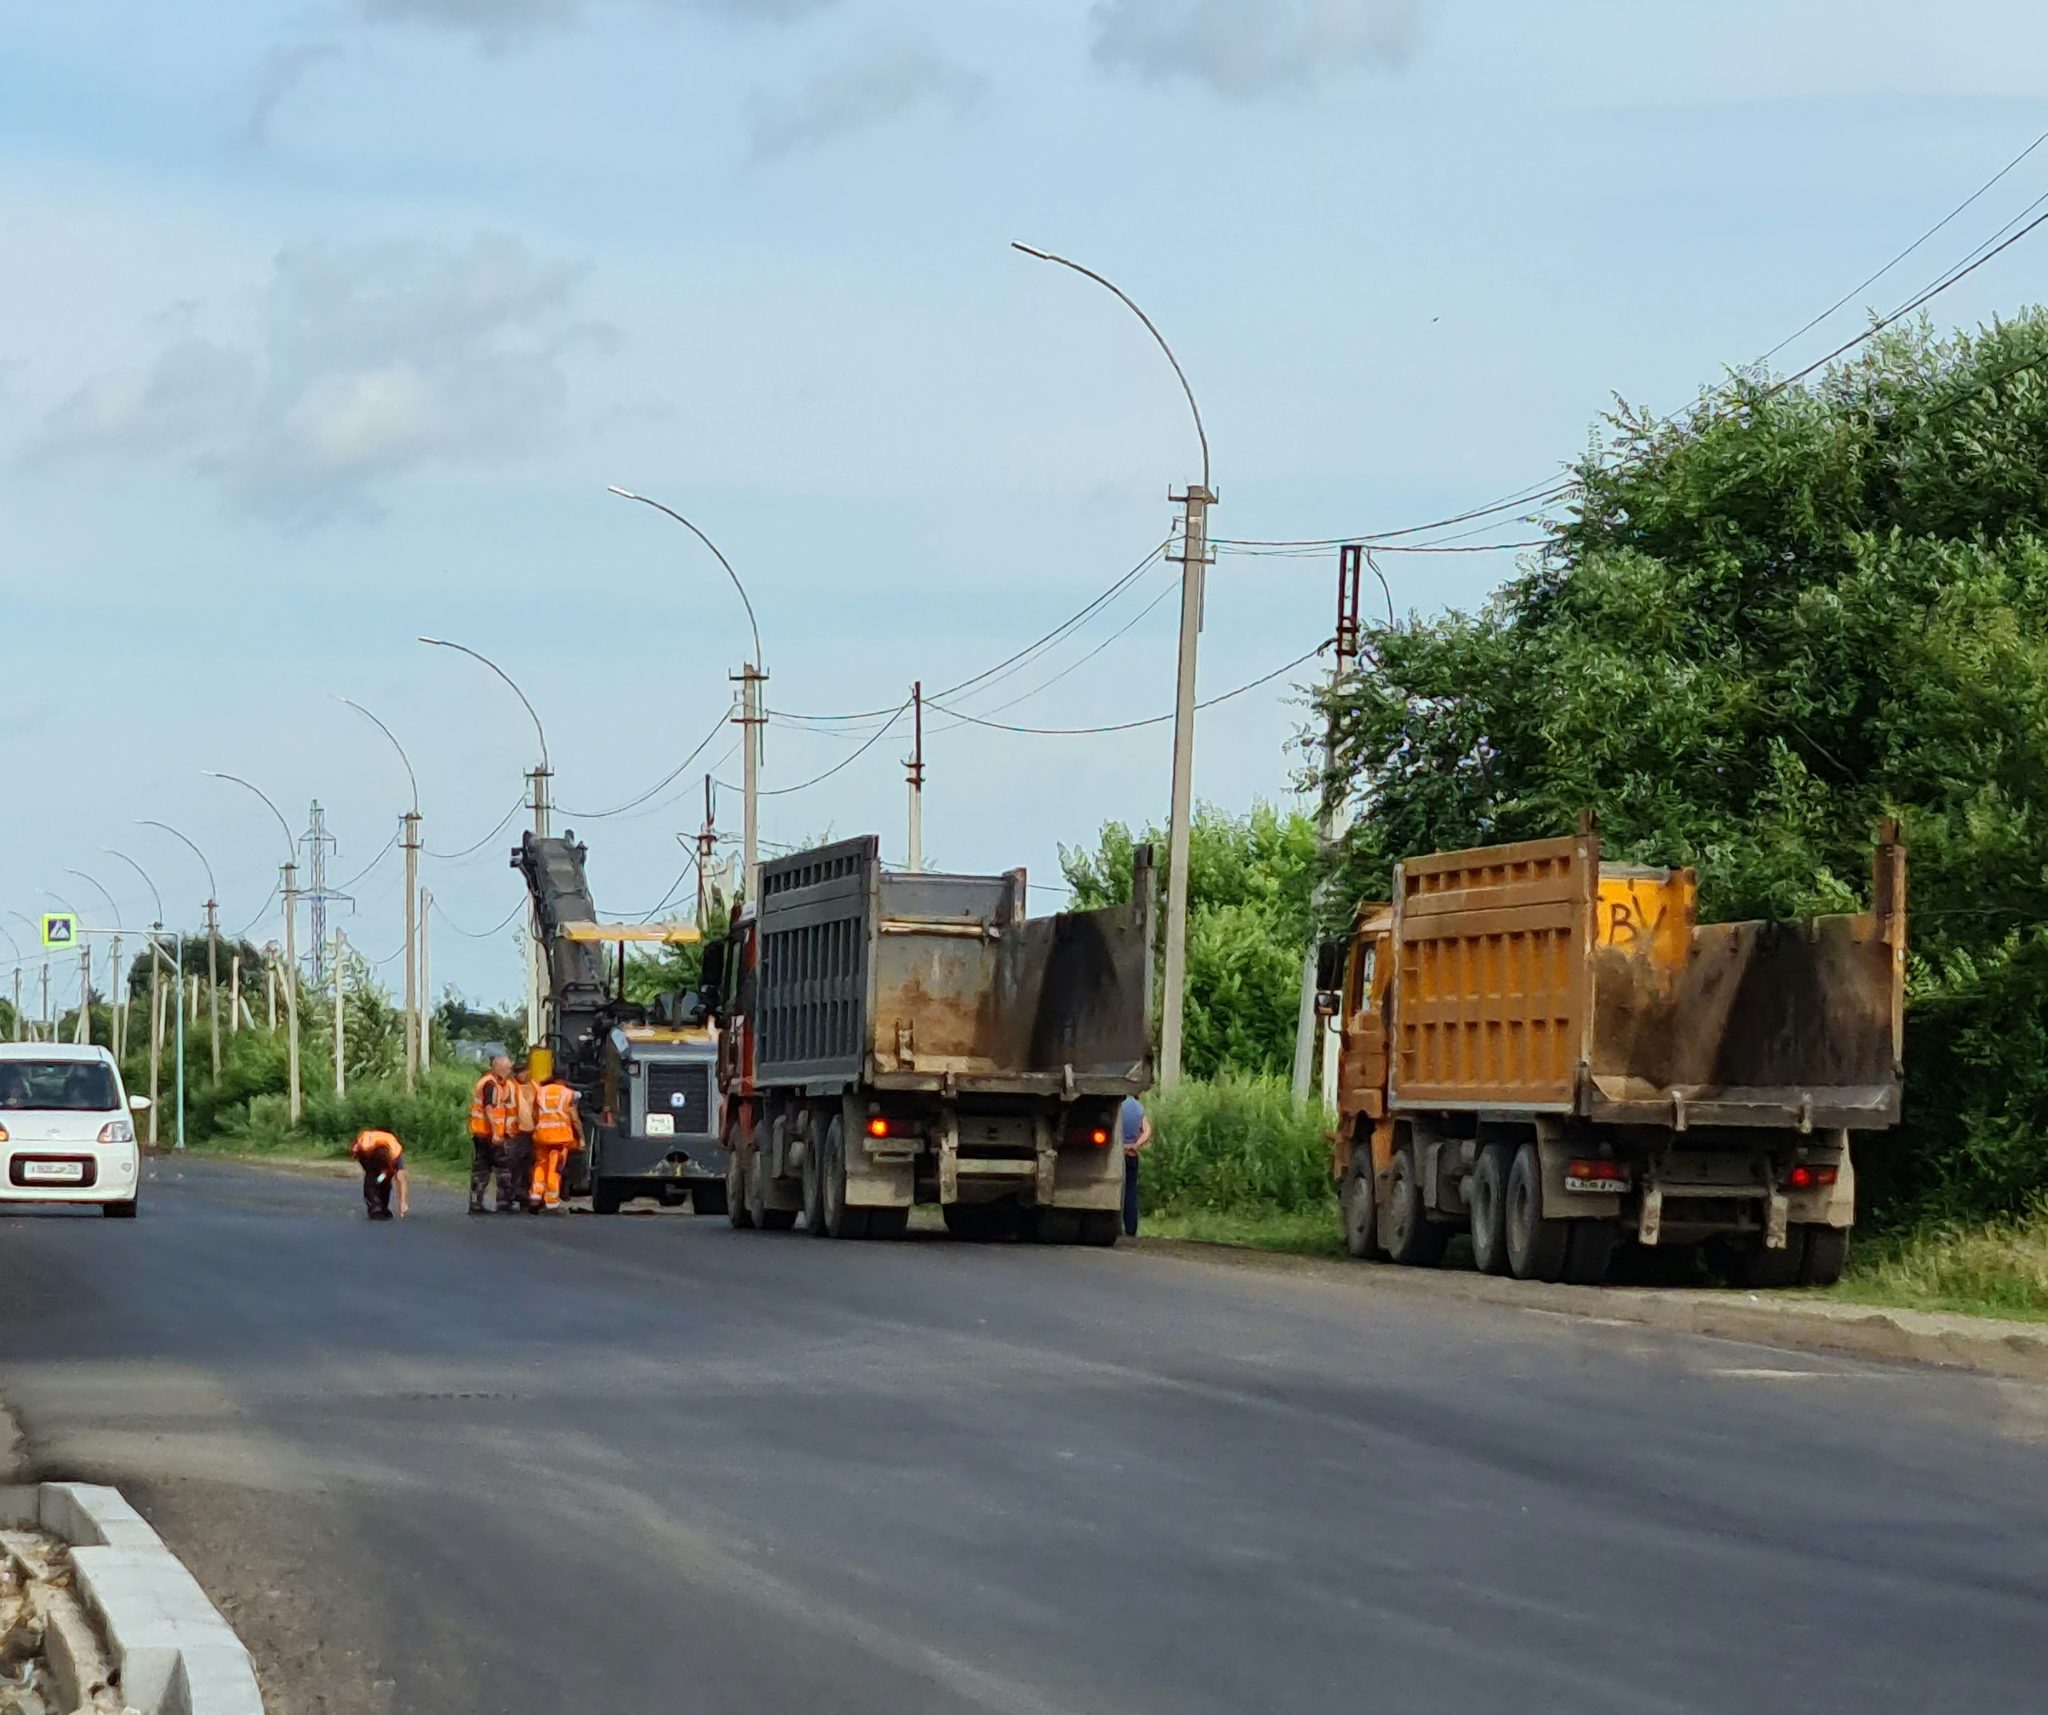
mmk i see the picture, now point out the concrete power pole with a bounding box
[74,945,90,1045]
[146,938,162,1144]
[402,811,421,1091]
[697,777,717,925]
[906,681,925,874]
[734,665,765,908]
[332,929,347,1098]
[204,898,220,1080]
[418,887,432,1068]
[39,962,51,1044]
[1293,545,1365,1109]
[281,860,302,1125]
[1159,481,1215,1091]
[230,952,241,1038]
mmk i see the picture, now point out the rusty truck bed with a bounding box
[754,836,1153,1099]
[1388,827,1905,1130]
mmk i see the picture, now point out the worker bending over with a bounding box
[500,1055,538,1213]
[468,1052,518,1216]
[526,1047,583,1213]
[351,1129,409,1221]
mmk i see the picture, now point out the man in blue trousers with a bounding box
[1120,1095,1153,1237]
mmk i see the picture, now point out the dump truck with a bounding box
[707,835,1153,1243]
[1318,820,1906,1287]
[513,830,726,1215]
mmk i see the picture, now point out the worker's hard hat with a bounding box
[528,1047,555,1082]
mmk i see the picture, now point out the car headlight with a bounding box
[97,1120,134,1146]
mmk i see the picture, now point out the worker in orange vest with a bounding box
[468,1052,518,1216]
[350,1129,408,1222]
[526,1047,583,1214]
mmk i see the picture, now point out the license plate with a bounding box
[22,1161,85,1183]
[644,1114,675,1138]
[1566,1174,1628,1193]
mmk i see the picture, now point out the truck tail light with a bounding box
[1784,1163,1839,1191]
[867,1116,891,1139]
[1565,1158,1629,1189]
[1067,1126,1112,1148]
[1091,1127,1111,1147]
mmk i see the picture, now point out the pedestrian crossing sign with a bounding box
[41,913,76,950]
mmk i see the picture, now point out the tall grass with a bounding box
[1841,1198,2048,1320]
[1142,1074,1333,1218]
[211,1062,476,1166]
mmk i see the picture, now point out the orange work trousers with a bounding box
[530,1143,571,1209]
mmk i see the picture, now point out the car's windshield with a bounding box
[0,1061,120,1112]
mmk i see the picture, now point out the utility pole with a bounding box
[204,898,220,1079]
[697,777,717,925]
[1293,544,1365,1108]
[733,665,765,907]
[39,962,51,1044]
[332,929,347,1097]
[906,680,925,874]
[74,944,90,1045]
[230,951,241,1038]
[266,959,277,1031]
[530,765,552,839]
[1159,480,1216,1091]
[281,860,302,1125]
[10,968,20,1042]
[146,936,162,1145]
[399,812,428,1075]
[109,931,124,1059]
[418,887,432,1068]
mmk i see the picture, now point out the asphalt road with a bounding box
[0,1157,2043,1715]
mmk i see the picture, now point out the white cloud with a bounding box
[26,233,607,522]
[1090,0,1426,97]
[243,41,346,147]
[749,44,985,164]
[357,0,835,48]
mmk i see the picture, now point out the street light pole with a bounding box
[906,681,925,874]
[137,820,222,1081]
[205,771,303,1124]
[68,871,126,1060]
[334,696,424,1092]
[606,486,767,906]
[0,922,22,1043]
[1012,242,1212,1088]
[103,849,182,1147]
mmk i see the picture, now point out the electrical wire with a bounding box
[233,884,281,940]
[557,706,733,820]
[430,897,527,939]
[770,539,1172,722]
[1760,126,2048,363]
[427,799,525,861]
[606,741,741,826]
[1211,537,1549,558]
[928,643,1327,737]
[626,851,701,924]
[333,832,398,893]
[723,701,911,799]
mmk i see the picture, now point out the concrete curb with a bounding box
[0,1482,264,1715]
[1131,1237,2048,1383]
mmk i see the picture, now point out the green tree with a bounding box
[1062,802,1319,1080]
[1319,310,2048,1221]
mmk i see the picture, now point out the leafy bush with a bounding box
[1142,1075,1332,1218]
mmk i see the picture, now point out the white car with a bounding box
[0,1043,145,1217]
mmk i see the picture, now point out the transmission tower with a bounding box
[301,802,339,986]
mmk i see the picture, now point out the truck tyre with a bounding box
[692,1180,728,1217]
[943,1203,1008,1241]
[1467,1143,1513,1275]
[801,1120,827,1236]
[1504,1143,1569,1282]
[820,1118,871,1239]
[1341,1157,1383,1260]
[1560,1218,1617,1286]
[1800,1226,1851,1287]
[726,1131,755,1230]
[1077,1210,1119,1247]
[591,1180,623,1216]
[866,1207,909,1240]
[1380,1143,1448,1267]
[753,1144,798,1232]
[1029,1209,1082,1245]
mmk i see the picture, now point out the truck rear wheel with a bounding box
[1504,1143,1569,1282]
[1341,1158,1382,1261]
[1380,1143,1448,1267]
[944,1203,1014,1241]
[1800,1226,1851,1287]
[1561,1219,1617,1286]
[726,1130,755,1230]
[1029,1209,1082,1245]
[1717,1238,1802,1289]
[753,1143,798,1232]
[1468,1143,1513,1275]
[820,1118,871,1239]
[1077,1210,1119,1247]
[591,1180,623,1216]
[802,1119,827,1236]
[866,1207,909,1240]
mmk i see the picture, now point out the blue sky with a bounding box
[3,0,2044,1009]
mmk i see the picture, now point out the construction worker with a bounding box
[499,1054,538,1214]
[526,1046,582,1213]
[468,1051,518,1216]
[350,1129,408,1222]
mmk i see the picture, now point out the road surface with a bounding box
[0,1156,2042,1715]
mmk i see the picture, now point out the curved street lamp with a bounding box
[103,848,186,1149]
[138,819,224,1081]
[1011,241,1213,1088]
[417,637,551,835]
[334,695,424,1088]
[204,770,302,1122]
[605,487,767,908]
[68,869,130,1060]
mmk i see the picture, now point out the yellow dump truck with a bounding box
[1320,820,1906,1286]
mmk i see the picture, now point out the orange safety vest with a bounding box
[351,1129,403,1166]
[532,1082,578,1147]
[470,1074,516,1141]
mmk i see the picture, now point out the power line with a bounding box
[557,707,732,820]
[430,897,526,939]
[426,799,525,861]
[1212,537,1548,558]
[334,831,398,893]
[928,643,1327,737]
[723,701,911,799]
[1760,125,2048,364]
